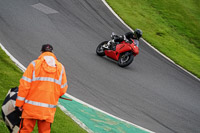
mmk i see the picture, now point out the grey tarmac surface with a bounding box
[0,0,200,133]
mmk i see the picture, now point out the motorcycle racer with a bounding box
[96,29,141,67]
[105,29,142,50]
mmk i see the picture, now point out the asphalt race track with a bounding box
[0,0,200,133]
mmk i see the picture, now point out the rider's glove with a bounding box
[125,39,132,44]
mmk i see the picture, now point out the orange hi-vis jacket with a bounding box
[15,52,68,123]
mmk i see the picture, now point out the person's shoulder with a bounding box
[125,32,134,36]
[27,59,37,66]
[56,60,65,68]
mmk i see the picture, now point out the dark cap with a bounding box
[41,44,53,52]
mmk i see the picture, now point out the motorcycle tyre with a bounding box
[96,41,108,56]
[118,52,134,67]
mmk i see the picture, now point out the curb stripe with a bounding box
[0,42,154,132]
[101,0,200,82]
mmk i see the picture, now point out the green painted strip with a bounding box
[59,95,150,133]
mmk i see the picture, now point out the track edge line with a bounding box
[101,0,200,82]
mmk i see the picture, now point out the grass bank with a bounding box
[0,48,87,133]
[106,0,200,78]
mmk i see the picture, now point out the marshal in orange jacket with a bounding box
[15,52,68,123]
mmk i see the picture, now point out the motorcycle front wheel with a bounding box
[118,52,134,67]
[96,41,108,56]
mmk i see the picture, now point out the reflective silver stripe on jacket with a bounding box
[61,82,68,88]
[59,65,64,82]
[25,100,56,108]
[33,77,61,85]
[31,61,36,67]
[17,96,26,101]
[22,76,32,83]
[30,61,67,86]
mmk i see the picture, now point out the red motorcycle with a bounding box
[96,33,139,67]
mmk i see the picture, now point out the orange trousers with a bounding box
[18,118,51,133]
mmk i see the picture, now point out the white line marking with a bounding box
[1,0,199,131]
[0,42,92,132]
[58,103,94,133]
[31,3,58,14]
[0,42,154,132]
[65,93,155,133]
[0,43,26,72]
[101,0,199,82]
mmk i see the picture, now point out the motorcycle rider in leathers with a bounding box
[109,29,143,50]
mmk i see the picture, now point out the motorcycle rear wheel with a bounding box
[96,41,108,56]
[118,52,134,67]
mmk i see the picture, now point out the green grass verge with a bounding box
[106,0,200,78]
[0,48,87,133]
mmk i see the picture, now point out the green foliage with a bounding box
[0,48,22,133]
[0,48,87,133]
[106,0,200,78]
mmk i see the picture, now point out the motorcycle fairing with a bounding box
[104,41,133,61]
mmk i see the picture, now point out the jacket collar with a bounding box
[38,52,57,60]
